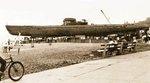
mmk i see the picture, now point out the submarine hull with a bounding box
[6,24,149,37]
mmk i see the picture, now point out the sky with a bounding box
[0,0,150,42]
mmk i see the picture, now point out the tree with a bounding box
[138,17,150,24]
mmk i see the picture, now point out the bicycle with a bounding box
[0,53,25,81]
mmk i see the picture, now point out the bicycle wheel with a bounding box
[8,61,24,81]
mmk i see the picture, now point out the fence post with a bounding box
[102,43,107,58]
[120,42,123,54]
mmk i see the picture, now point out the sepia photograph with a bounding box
[0,0,150,83]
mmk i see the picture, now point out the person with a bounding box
[107,38,118,56]
[132,37,137,52]
[108,38,115,49]
[108,38,114,44]
[104,36,109,43]
[0,46,7,75]
[133,37,137,43]
[122,37,127,43]
[0,41,11,75]
[120,37,129,54]
[142,35,147,43]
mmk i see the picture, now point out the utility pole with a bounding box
[100,10,111,24]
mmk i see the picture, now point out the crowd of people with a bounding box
[99,35,138,57]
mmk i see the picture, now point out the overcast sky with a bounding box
[0,0,150,42]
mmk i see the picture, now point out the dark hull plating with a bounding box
[6,24,149,37]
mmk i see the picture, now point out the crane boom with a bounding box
[101,10,111,24]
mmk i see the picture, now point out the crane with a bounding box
[100,10,111,24]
